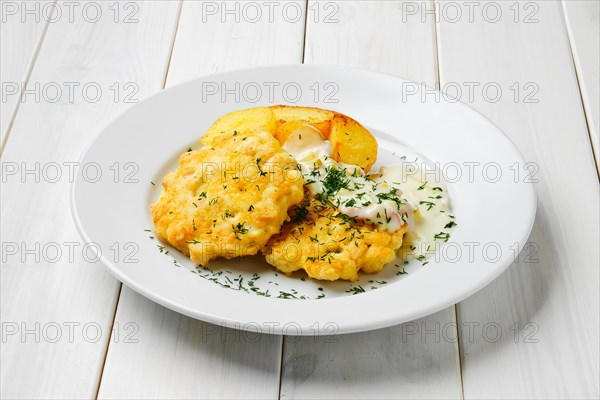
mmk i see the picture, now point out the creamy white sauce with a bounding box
[377,164,454,264]
[282,123,455,263]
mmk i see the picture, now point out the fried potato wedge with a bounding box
[201,105,378,172]
[271,105,377,171]
[270,105,334,138]
[329,114,378,172]
[274,120,324,145]
[201,107,277,146]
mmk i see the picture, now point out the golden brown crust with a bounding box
[151,129,304,265]
[329,113,378,172]
[270,105,334,139]
[201,107,278,147]
[262,193,407,281]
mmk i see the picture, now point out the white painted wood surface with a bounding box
[165,0,305,87]
[0,0,54,145]
[437,1,599,398]
[304,0,438,83]
[280,2,462,399]
[98,1,305,398]
[98,287,283,400]
[281,311,463,400]
[1,0,599,399]
[562,0,600,166]
[0,2,180,398]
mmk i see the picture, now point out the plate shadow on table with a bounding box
[278,209,555,395]
[452,207,556,368]
[108,211,551,395]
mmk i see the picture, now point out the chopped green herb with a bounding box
[232,222,249,240]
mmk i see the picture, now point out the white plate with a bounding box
[71,65,536,335]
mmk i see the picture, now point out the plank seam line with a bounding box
[0,0,57,156]
[433,2,465,398]
[560,0,600,179]
[432,0,442,88]
[278,3,309,398]
[93,283,122,399]
[94,3,184,397]
[162,0,185,89]
[300,0,309,64]
[453,304,466,399]
[277,335,286,400]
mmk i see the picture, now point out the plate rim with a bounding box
[70,64,537,335]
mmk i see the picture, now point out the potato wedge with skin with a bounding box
[270,105,333,139]
[201,107,277,146]
[275,120,324,145]
[201,105,378,172]
[329,114,377,172]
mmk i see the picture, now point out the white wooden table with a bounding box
[1,1,599,399]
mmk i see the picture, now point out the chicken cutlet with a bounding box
[263,192,408,282]
[151,129,304,265]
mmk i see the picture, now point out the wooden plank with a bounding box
[280,2,463,399]
[165,0,305,86]
[0,2,181,398]
[562,0,599,166]
[98,288,284,399]
[281,310,463,400]
[0,0,54,144]
[436,1,599,398]
[303,0,437,84]
[97,1,306,398]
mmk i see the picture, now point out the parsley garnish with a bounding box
[434,232,450,242]
[444,221,457,229]
[322,167,350,195]
[419,200,435,211]
[232,222,249,240]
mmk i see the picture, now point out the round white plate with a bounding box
[71,65,535,335]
